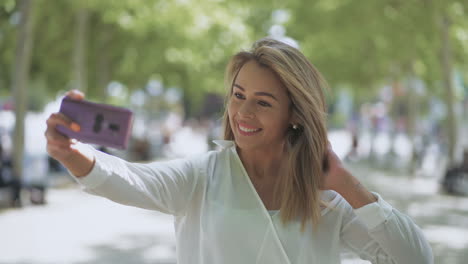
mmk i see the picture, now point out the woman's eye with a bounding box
[234,92,244,99]
[258,101,271,107]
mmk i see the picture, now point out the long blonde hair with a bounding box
[222,38,329,230]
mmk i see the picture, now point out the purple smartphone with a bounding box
[56,97,134,149]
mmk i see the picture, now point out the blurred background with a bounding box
[0,0,467,263]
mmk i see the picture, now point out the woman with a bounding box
[45,38,433,263]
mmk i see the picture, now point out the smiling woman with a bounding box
[223,40,329,229]
[45,38,433,264]
[228,61,292,151]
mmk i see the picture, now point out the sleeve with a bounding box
[70,146,201,216]
[340,192,433,264]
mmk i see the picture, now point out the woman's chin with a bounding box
[234,138,258,150]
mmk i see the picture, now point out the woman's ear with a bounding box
[290,114,301,128]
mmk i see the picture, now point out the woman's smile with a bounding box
[237,122,262,136]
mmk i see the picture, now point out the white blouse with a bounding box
[72,140,433,264]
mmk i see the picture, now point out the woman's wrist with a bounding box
[61,143,96,178]
[333,173,377,209]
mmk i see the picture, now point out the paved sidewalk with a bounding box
[0,184,370,264]
[1,164,467,263]
[0,186,176,264]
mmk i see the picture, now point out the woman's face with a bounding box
[228,60,292,152]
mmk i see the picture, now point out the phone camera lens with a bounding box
[93,114,104,133]
[109,123,120,132]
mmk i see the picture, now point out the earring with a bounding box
[292,124,298,130]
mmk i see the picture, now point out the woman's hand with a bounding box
[321,142,377,208]
[321,143,352,191]
[45,90,95,177]
[45,90,83,161]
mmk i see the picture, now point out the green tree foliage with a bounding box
[1,0,466,119]
[1,0,260,115]
[286,0,467,164]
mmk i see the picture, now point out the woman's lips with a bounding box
[237,123,262,136]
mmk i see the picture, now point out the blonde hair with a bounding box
[222,38,329,231]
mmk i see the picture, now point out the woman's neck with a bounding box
[237,143,286,181]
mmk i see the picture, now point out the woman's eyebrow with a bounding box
[233,84,278,102]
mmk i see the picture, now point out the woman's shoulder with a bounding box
[185,141,234,170]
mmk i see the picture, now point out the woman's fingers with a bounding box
[65,89,85,100]
[327,140,333,150]
[46,90,85,162]
[45,112,82,159]
[46,112,80,132]
[322,141,333,172]
[45,130,69,144]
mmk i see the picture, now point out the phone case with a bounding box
[56,97,134,149]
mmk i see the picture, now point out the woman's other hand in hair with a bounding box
[321,142,377,208]
[321,142,352,191]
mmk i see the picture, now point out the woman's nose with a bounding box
[238,100,255,118]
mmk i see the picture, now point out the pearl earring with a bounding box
[292,124,298,130]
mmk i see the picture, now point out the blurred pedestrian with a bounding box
[23,154,48,205]
[0,131,21,207]
[0,139,4,187]
[132,138,151,161]
[345,112,360,162]
[45,38,433,263]
[442,149,468,195]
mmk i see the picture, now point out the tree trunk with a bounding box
[440,15,457,166]
[72,7,89,93]
[97,25,112,103]
[11,0,36,206]
[406,76,419,175]
[179,69,191,119]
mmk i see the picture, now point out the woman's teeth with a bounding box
[239,125,261,133]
